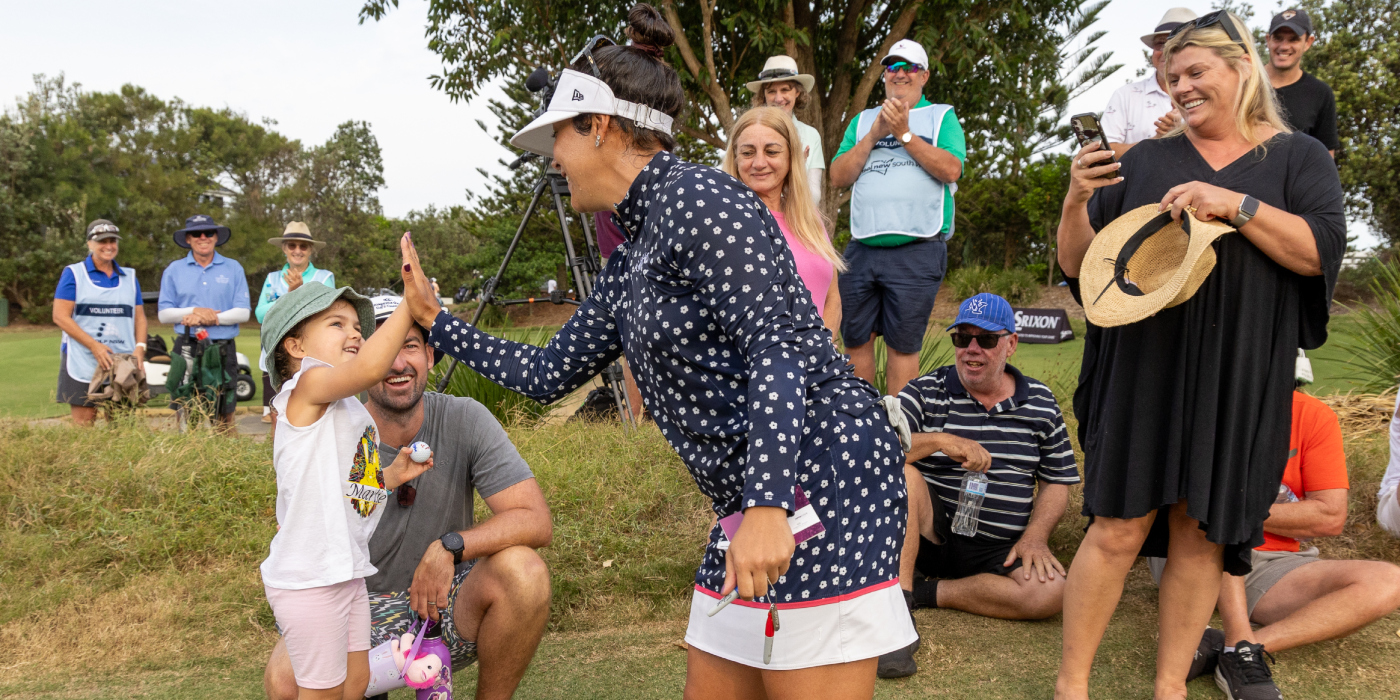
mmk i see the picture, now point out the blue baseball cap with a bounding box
[946,293,1016,333]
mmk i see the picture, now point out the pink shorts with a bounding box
[265,578,371,689]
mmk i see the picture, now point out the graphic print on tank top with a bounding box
[345,424,388,516]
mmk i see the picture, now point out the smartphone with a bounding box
[1070,112,1117,180]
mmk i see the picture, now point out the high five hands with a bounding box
[399,232,443,329]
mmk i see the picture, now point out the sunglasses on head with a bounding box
[571,34,617,79]
[1166,9,1249,51]
[885,61,923,75]
[950,331,1010,349]
[186,230,218,239]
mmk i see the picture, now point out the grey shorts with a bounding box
[1147,547,1321,616]
[56,350,97,407]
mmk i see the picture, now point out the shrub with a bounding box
[1342,257,1400,391]
[947,265,997,301]
[993,267,1041,305]
[947,265,1041,305]
[1334,250,1390,303]
[431,326,554,424]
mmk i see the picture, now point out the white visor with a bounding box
[509,69,675,157]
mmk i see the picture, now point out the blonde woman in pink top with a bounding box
[723,107,845,338]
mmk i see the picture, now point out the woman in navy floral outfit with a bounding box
[398,6,914,697]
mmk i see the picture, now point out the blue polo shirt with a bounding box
[158,252,250,340]
[54,255,143,304]
[898,364,1079,542]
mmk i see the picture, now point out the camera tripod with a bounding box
[434,157,635,427]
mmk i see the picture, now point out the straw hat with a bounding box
[745,56,816,94]
[267,221,327,250]
[1080,204,1234,327]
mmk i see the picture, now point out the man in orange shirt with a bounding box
[1157,359,1400,698]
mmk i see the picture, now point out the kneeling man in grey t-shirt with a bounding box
[264,298,552,699]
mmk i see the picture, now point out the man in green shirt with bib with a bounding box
[830,38,966,395]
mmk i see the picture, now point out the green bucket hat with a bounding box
[261,283,377,391]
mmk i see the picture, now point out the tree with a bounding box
[359,0,1116,225]
[1291,0,1400,247]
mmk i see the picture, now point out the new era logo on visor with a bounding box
[571,89,584,101]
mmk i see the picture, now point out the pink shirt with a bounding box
[770,210,833,318]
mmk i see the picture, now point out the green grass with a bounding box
[0,325,266,418]
[1,414,1398,698]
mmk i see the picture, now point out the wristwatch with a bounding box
[900,131,913,144]
[1230,195,1260,228]
[439,532,465,565]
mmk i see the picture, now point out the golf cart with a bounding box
[143,333,256,403]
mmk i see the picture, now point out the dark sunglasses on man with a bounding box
[1166,9,1249,51]
[950,331,1011,349]
[283,241,311,251]
[186,229,219,239]
[884,61,923,75]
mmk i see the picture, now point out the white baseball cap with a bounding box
[881,39,929,69]
[510,69,676,157]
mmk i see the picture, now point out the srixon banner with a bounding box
[1013,308,1075,344]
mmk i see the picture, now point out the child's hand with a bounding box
[400,232,443,328]
[384,446,434,489]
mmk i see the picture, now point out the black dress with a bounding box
[1067,132,1345,574]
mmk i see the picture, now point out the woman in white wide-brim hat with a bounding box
[746,55,826,203]
[255,221,335,420]
[1054,11,1345,699]
[396,4,915,697]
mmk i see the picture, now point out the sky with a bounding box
[1,0,1372,246]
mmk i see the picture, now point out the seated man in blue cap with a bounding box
[157,214,251,430]
[878,292,1081,678]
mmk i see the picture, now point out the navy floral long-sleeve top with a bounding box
[426,152,878,518]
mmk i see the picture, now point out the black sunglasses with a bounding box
[571,35,617,79]
[1166,9,1248,51]
[950,331,1011,349]
[186,230,218,239]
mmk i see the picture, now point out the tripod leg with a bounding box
[550,181,634,428]
[436,177,552,392]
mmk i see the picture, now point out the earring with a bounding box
[596,135,602,148]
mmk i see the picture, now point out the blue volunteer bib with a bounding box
[63,262,137,382]
[850,103,957,242]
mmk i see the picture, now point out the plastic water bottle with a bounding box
[952,470,989,537]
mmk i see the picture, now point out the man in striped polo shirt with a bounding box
[878,293,1080,678]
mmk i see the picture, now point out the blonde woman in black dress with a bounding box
[1053,12,1345,699]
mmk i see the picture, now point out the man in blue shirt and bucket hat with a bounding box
[157,214,251,429]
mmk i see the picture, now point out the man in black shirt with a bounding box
[1266,8,1339,157]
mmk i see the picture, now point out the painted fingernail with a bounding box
[404,264,411,271]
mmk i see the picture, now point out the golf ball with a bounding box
[409,441,432,463]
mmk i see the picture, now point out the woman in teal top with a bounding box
[256,222,335,418]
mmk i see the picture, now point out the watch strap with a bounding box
[1230,195,1259,228]
[440,532,464,565]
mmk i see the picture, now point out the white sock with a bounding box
[262,406,270,416]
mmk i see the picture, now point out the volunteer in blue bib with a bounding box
[829,38,967,396]
[157,214,251,430]
[51,219,148,426]
[254,221,335,421]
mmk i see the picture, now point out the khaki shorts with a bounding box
[1147,547,1321,617]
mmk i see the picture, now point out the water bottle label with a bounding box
[965,478,988,496]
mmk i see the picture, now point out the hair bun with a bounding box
[625,3,675,53]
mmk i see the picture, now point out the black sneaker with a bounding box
[878,594,919,679]
[1187,627,1225,682]
[1215,641,1282,699]
[877,637,919,679]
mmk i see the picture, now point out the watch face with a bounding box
[442,532,464,551]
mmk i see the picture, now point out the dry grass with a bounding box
[1,408,1398,698]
